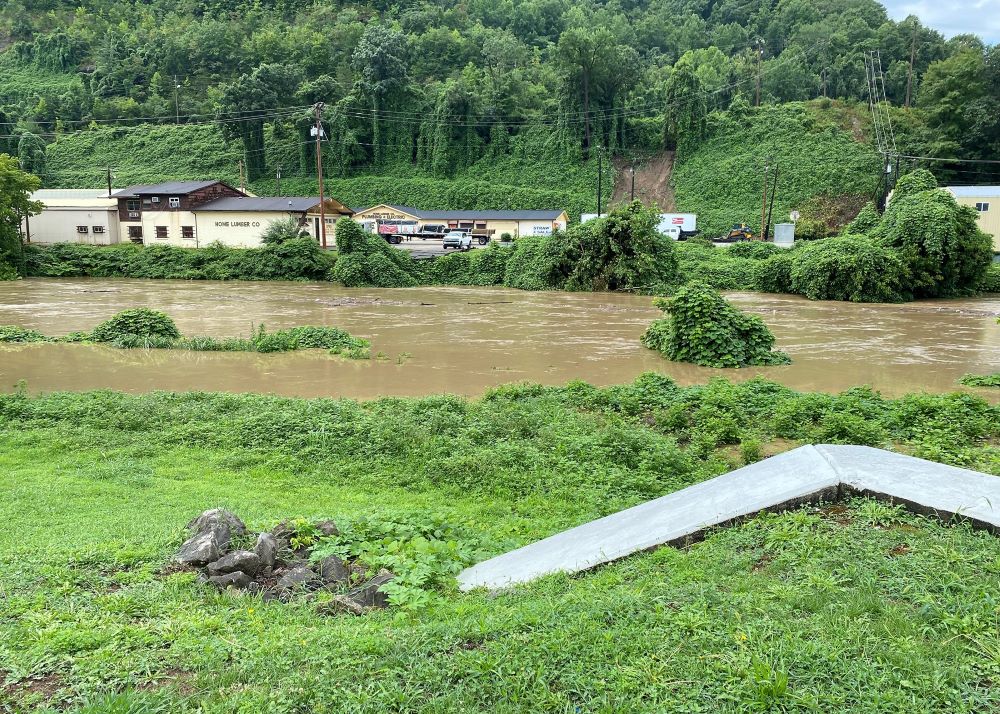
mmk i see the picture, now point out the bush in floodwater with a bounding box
[870,170,993,298]
[753,252,795,293]
[789,236,908,302]
[558,202,679,292]
[110,324,370,356]
[0,325,48,342]
[0,259,18,281]
[641,281,791,368]
[959,373,1000,388]
[332,218,423,288]
[89,308,181,343]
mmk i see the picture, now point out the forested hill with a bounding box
[1,0,998,219]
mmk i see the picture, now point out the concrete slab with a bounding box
[458,446,840,591]
[820,445,1000,533]
[458,444,1000,592]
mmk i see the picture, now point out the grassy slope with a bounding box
[673,101,879,238]
[1,379,999,712]
[42,123,603,216]
[0,54,82,106]
[43,124,241,188]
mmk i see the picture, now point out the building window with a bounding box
[92,226,105,234]
[975,202,990,212]
[142,197,153,207]
[181,226,195,239]
[169,197,181,208]
[128,226,143,239]
[155,226,168,239]
[126,199,140,212]
[76,225,89,234]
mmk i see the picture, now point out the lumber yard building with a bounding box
[945,186,1000,252]
[353,204,569,240]
[23,180,353,248]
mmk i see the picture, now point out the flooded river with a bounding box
[0,278,998,399]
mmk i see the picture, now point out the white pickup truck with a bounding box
[442,230,473,251]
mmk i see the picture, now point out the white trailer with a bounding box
[656,213,697,240]
[581,212,697,240]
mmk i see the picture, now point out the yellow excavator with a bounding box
[724,223,755,241]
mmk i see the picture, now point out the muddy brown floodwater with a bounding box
[0,278,999,400]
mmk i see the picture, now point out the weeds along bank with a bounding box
[1,376,999,711]
[0,307,370,357]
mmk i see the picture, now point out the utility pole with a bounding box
[630,162,636,202]
[905,30,917,108]
[596,146,603,217]
[764,163,778,242]
[760,158,771,240]
[106,166,113,198]
[237,159,245,194]
[174,75,180,124]
[276,165,282,197]
[755,39,764,107]
[313,102,327,249]
[820,68,828,98]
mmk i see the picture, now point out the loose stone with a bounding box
[208,550,261,577]
[318,555,350,585]
[209,571,252,589]
[255,533,278,568]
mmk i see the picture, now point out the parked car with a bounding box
[442,231,473,251]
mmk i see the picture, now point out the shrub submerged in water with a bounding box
[641,282,790,368]
[89,308,181,343]
[3,309,370,357]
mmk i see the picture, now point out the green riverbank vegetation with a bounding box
[641,282,791,368]
[0,308,370,357]
[959,374,1000,388]
[1,376,998,710]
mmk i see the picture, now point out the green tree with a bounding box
[0,154,42,277]
[352,24,410,167]
[557,26,619,156]
[16,133,46,177]
[218,64,301,181]
[663,58,708,153]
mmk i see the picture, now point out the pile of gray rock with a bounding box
[174,508,395,615]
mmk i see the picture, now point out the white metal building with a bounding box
[22,189,121,245]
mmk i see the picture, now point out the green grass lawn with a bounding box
[1,376,998,712]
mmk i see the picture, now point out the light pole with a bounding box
[313,103,327,249]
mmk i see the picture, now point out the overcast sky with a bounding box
[880,0,1000,43]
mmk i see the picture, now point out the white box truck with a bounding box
[581,212,697,240]
[656,213,697,240]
